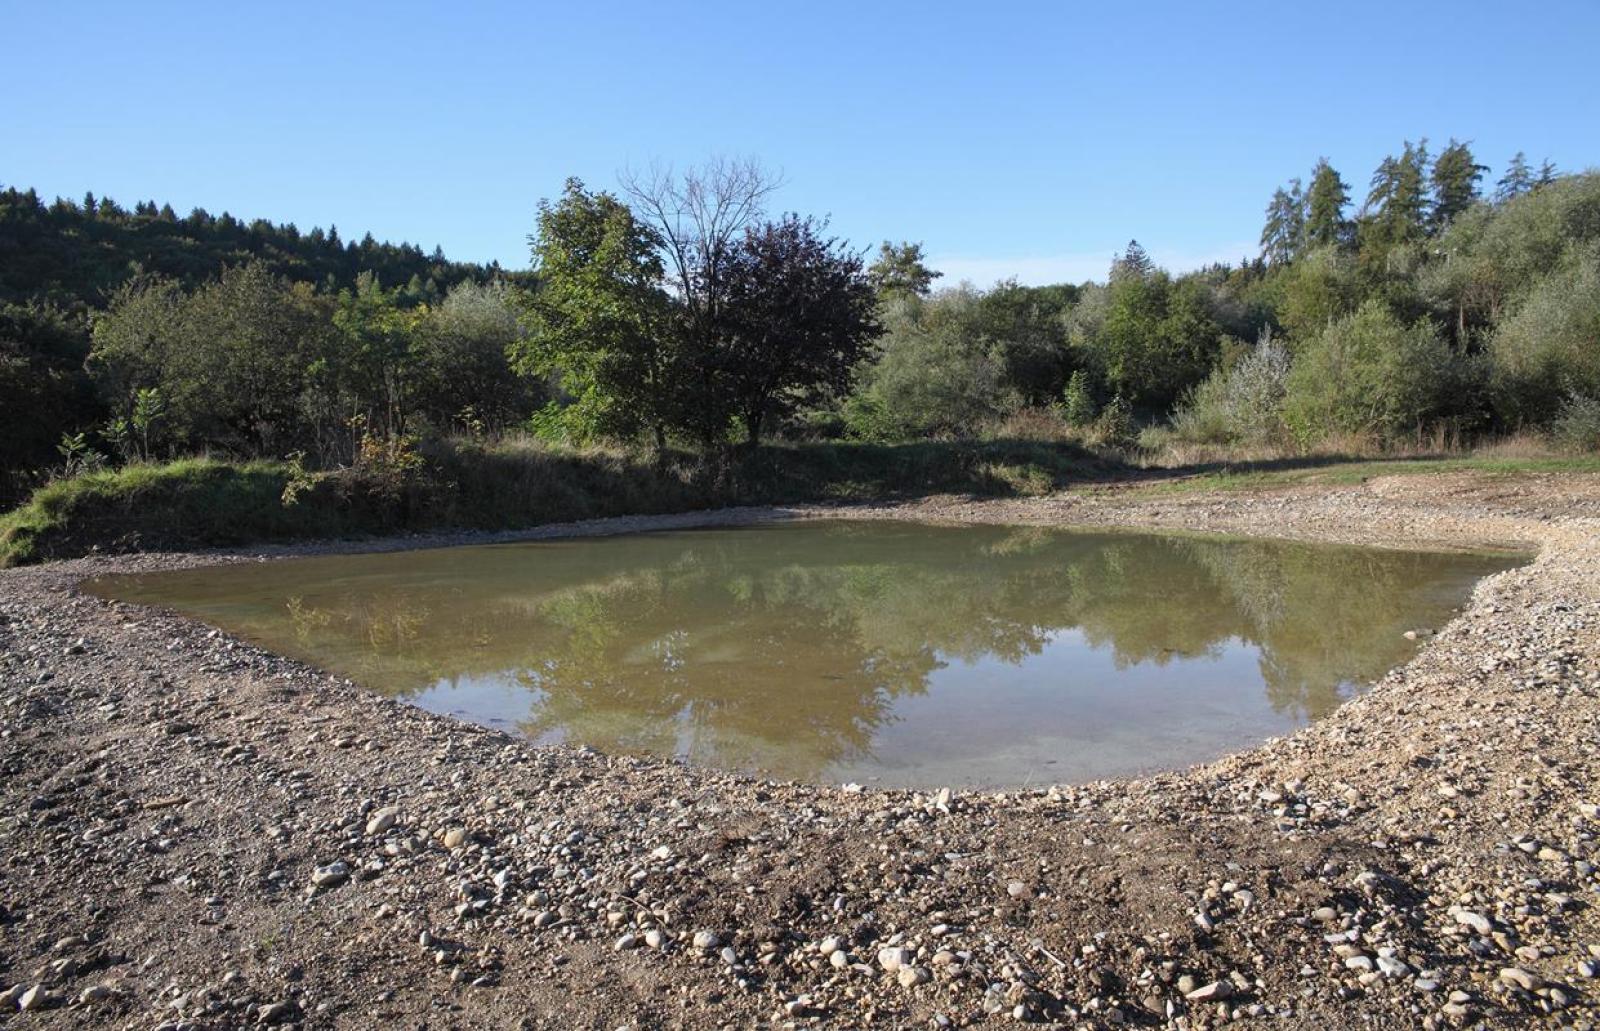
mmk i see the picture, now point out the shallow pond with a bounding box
[88,521,1520,787]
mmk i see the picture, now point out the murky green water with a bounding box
[88,522,1519,787]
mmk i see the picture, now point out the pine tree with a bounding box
[1536,159,1559,188]
[1110,239,1155,281]
[1304,159,1351,249]
[1260,179,1305,264]
[1430,139,1487,229]
[1363,140,1431,251]
[1495,152,1533,202]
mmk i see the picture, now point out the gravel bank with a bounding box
[2,471,1598,1029]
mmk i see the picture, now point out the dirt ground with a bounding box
[2,471,1598,1029]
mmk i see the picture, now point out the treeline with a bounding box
[847,143,1599,456]
[3,143,1597,509]
[0,184,499,307]
[0,183,510,502]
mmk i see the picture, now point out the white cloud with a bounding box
[928,241,1258,288]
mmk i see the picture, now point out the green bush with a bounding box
[1282,301,1461,446]
[1168,331,1291,446]
[1488,256,1600,426]
[1552,394,1600,453]
[845,289,1009,440]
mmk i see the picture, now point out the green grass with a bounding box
[5,443,1593,568]
[0,438,1118,567]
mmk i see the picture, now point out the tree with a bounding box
[515,178,677,445]
[1495,153,1533,202]
[91,262,333,455]
[414,280,540,434]
[1304,159,1351,249]
[1282,300,1459,444]
[1260,179,1305,264]
[620,157,782,442]
[1430,139,1487,229]
[715,215,880,444]
[845,288,1007,440]
[1361,140,1432,256]
[867,241,942,299]
[1536,159,1560,189]
[1110,240,1155,282]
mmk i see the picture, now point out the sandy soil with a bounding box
[2,471,1598,1029]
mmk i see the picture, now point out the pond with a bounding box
[87,521,1520,788]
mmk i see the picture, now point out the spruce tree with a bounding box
[1430,139,1487,229]
[1495,152,1533,202]
[1304,159,1351,249]
[1536,159,1559,188]
[1260,179,1305,264]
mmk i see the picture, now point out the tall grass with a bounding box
[0,437,1116,567]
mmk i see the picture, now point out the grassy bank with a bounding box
[1119,453,1600,496]
[0,438,1121,567]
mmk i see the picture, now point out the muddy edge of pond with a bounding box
[2,471,1598,1029]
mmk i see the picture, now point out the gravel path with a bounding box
[2,471,1598,1029]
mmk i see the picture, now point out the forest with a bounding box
[2,142,1597,517]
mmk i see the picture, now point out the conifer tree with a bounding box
[1495,152,1533,202]
[1304,159,1351,249]
[1260,179,1305,264]
[1430,140,1487,230]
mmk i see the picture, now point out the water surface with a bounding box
[89,522,1518,787]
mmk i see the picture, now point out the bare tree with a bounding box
[619,157,783,334]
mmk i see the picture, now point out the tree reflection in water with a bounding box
[94,522,1517,784]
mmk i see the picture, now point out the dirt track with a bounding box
[2,471,1598,1029]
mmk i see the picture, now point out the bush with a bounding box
[1553,394,1600,453]
[1488,256,1600,426]
[1282,301,1461,446]
[1060,369,1098,427]
[1168,330,1291,446]
[844,288,1009,440]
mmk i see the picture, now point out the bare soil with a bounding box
[2,471,1598,1029]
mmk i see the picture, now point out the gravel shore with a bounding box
[2,471,1598,1029]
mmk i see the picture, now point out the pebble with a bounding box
[877,947,916,972]
[1184,980,1232,1002]
[897,966,930,987]
[1498,966,1542,991]
[441,827,467,849]
[17,985,51,1012]
[365,806,398,835]
[692,931,721,950]
[310,861,349,889]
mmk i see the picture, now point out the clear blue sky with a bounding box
[6,0,1597,285]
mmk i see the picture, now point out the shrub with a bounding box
[1488,256,1600,426]
[844,288,1008,440]
[1168,330,1291,446]
[1553,393,1600,453]
[1060,369,1098,427]
[1282,301,1460,446]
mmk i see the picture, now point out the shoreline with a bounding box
[3,470,1598,1027]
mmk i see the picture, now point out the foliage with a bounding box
[1552,394,1600,453]
[1060,369,1098,427]
[1487,255,1600,425]
[0,438,1114,567]
[715,215,880,443]
[0,301,96,503]
[1169,330,1292,446]
[844,289,1008,440]
[516,179,678,444]
[868,241,942,298]
[1282,301,1460,444]
[0,184,492,311]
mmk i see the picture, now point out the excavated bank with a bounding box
[1,471,1598,1029]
